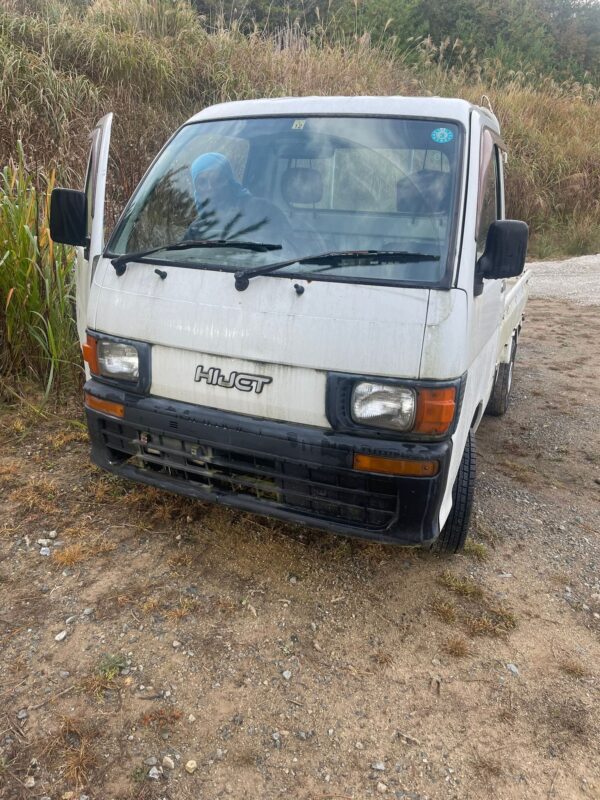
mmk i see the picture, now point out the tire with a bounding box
[434,432,476,553]
[486,336,516,417]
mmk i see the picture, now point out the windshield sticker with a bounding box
[431,127,454,144]
[292,120,306,129]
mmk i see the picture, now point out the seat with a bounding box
[280,167,326,250]
[396,169,453,215]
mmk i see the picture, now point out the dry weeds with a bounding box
[431,596,457,624]
[465,604,517,637]
[439,570,485,598]
[463,540,488,561]
[559,658,588,678]
[49,429,88,449]
[80,654,126,699]
[371,649,394,667]
[165,596,199,621]
[471,750,504,779]
[140,595,161,614]
[44,717,99,789]
[442,635,472,657]
[541,697,591,745]
[52,543,86,567]
[9,476,60,514]
[168,550,194,568]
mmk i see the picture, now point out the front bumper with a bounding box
[84,380,452,545]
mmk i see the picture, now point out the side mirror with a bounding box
[477,220,528,280]
[49,188,87,246]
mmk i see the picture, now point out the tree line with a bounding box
[193,0,600,82]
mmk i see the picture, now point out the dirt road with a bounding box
[1,258,599,800]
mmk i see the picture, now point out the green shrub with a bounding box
[0,145,79,396]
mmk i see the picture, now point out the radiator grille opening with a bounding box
[99,418,399,530]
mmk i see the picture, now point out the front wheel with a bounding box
[486,336,517,417]
[434,432,476,553]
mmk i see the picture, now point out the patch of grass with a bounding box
[486,603,517,629]
[85,470,128,503]
[0,462,19,486]
[498,459,536,485]
[544,698,590,742]
[442,635,471,657]
[49,429,88,449]
[98,653,127,681]
[9,476,59,514]
[471,751,503,779]
[63,736,97,788]
[80,655,126,701]
[439,570,484,599]
[168,550,194,568]
[472,516,499,545]
[466,605,517,637]
[123,485,207,524]
[560,658,588,678]
[131,765,148,783]
[431,596,457,624]
[436,565,518,638]
[463,540,488,562]
[52,543,86,567]
[466,614,498,637]
[45,717,98,789]
[88,533,117,555]
[140,595,161,614]
[371,649,393,666]
[52,531,116,565]
[60,525,90,539]
[3,416,28,436]
[166,596,198,621]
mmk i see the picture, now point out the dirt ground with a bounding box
[1,264,599,800]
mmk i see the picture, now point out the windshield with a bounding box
[108,116,462,286]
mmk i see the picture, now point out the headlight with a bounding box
[97,340,139,381]
[351,382,416,431]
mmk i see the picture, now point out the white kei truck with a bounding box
[50,96,530,552]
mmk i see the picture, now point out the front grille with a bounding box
[99,418,399,530]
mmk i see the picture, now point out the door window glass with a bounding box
[477,134,499,255]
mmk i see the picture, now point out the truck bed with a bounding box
[498,269,531,362]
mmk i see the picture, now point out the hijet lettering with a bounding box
[194,365,273,394]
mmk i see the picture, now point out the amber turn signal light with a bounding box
[353,454,439,477]
[82,333,99,375]
[414,387,456,435]
[84,392,125,419]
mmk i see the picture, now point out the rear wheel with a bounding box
[434,432,475,553]
[486,336,517,417]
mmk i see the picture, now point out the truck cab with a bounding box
[50,96,529,551]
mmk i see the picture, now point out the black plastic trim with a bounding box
[83,380,452,545]
[326,372,466,442]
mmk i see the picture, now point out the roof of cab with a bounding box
[188,95,499,130]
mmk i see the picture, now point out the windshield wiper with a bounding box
[234,250,440,291]
[111,239,282,276]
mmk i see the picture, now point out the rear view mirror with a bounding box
[478,220,528,280]
[50,188,87,246]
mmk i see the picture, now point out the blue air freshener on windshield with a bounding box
[431,127,454,143]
